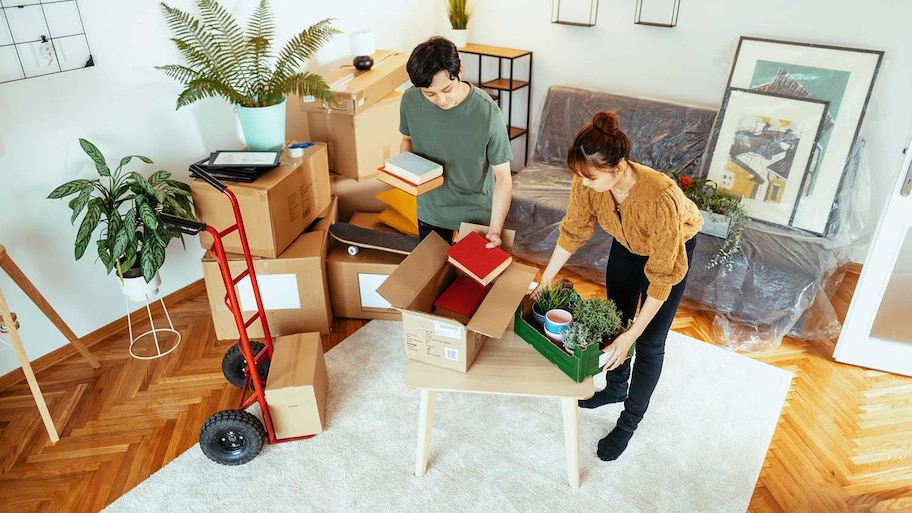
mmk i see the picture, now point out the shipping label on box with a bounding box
[192,143,330,258]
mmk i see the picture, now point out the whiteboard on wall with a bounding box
[0,0,93,84]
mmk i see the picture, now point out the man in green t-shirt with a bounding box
[399,36,513,248]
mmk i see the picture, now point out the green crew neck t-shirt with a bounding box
[399,83,513,230]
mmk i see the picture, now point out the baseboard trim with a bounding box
[0,279,207,392]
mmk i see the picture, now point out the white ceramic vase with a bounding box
[121,272,162,302]
[449,28,469,48]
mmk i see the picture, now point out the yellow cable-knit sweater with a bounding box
[556,162,703,301]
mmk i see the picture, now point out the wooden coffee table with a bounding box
[404,330,595,488]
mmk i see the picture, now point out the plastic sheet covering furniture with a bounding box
[505,86,871,351]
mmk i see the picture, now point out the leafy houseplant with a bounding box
[157,0,340,148]
[671,172,750,269]
[47,139,195,283]
[446,0,471,29]
[563,297,623,352]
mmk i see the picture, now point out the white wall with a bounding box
[1,0,910,376]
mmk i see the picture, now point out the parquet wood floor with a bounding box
[0,263,910,512]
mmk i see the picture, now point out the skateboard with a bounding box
[329,222,420,256]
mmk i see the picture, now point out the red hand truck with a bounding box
[159,164,315,465]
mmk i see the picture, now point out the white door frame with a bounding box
[834,133,912,377]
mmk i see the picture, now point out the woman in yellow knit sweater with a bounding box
[535,110,703,461]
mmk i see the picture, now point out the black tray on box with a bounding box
[189,154,276,183]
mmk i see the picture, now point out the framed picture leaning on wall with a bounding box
[723,36,884,235]
[703,88,830,230]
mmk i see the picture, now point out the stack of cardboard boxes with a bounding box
[287,49,413,322]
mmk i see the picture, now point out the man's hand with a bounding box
[485,232,502,249]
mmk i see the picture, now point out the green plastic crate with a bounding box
[513,295,635,383]
[513,296,605,383]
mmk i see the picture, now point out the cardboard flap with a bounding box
[376,231,450,309]
[466,261,537,338]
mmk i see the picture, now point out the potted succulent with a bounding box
[157,0,340,150]
[47,138,195,293]
[562,296,623,353]
[446,0,471,47]
[671,172,749,269]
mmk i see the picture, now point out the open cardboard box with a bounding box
[377,223,536,372]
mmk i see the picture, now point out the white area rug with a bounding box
[104,320,792,513]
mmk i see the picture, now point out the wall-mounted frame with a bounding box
[725,36,884,234]
[0,0,93,84]
[551,0,598,27]
[704,88,830,230]
[634,0,680,27]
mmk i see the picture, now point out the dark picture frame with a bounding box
[724,36,883,235]
[703,88,830,229]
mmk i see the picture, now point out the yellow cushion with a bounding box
[374,188,418,236]
[376,207,419,237]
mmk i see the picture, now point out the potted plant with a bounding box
[671,172,749,269]
[446,0,471,47]
[563,297,623,353]
[532,278,580,325]
[157,0,340,150]
[47,138,195,293]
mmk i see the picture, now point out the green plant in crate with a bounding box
[47,138,194,283]
[569,297,622,349]
[534,285,578,313]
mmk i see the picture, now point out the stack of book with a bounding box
[378,152,444,195]
[445,231,513,286]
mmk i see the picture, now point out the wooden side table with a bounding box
[405,330,594,488]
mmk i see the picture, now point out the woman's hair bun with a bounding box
[592,111,620,134]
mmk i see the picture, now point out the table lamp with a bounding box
[349,30,375,70]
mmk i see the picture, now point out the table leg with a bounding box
[561,397,581,488]
[415,389,436,477]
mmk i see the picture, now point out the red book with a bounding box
[377,168,444,196]
[445,231,513,286]
[433,276,492,325]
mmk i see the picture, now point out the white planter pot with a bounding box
[449,28,469,48]
[699,210,730,239]
[121,272,162,302]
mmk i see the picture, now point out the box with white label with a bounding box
[326,212,403,320]
[201,198,337,340]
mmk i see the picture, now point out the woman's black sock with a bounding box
[597,426,634,461]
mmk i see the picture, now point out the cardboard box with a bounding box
[191,144,331,258]
[377,224,537,372]
[295,50,408,116]
[264,332,328,438]
[327,212,405,320]
[329,172,390,221]
[202,198,337,340]
[306,91,402,181]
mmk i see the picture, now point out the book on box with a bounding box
[445,231,513,286]
[383,152,443,184]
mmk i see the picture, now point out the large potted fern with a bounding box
[157,0,340,150]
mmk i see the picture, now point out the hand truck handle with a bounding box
[158,213,207,235]
[189,163,227,192]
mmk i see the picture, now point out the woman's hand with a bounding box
[602,330,637,371]
[485,232,502,249]
[531,274,555,301]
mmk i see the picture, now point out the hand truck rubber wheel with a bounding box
[221,342,270,389]
[199,409,266,465]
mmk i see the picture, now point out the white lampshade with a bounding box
[349,30,376,56]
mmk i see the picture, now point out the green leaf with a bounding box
[74,205,102,260]
[48,179,92,199]
[79,139,111,177]
[138,201,158,231]
[149,170,171,186]
[69,188,93,224]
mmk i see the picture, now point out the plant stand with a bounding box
[124,292,181,360]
